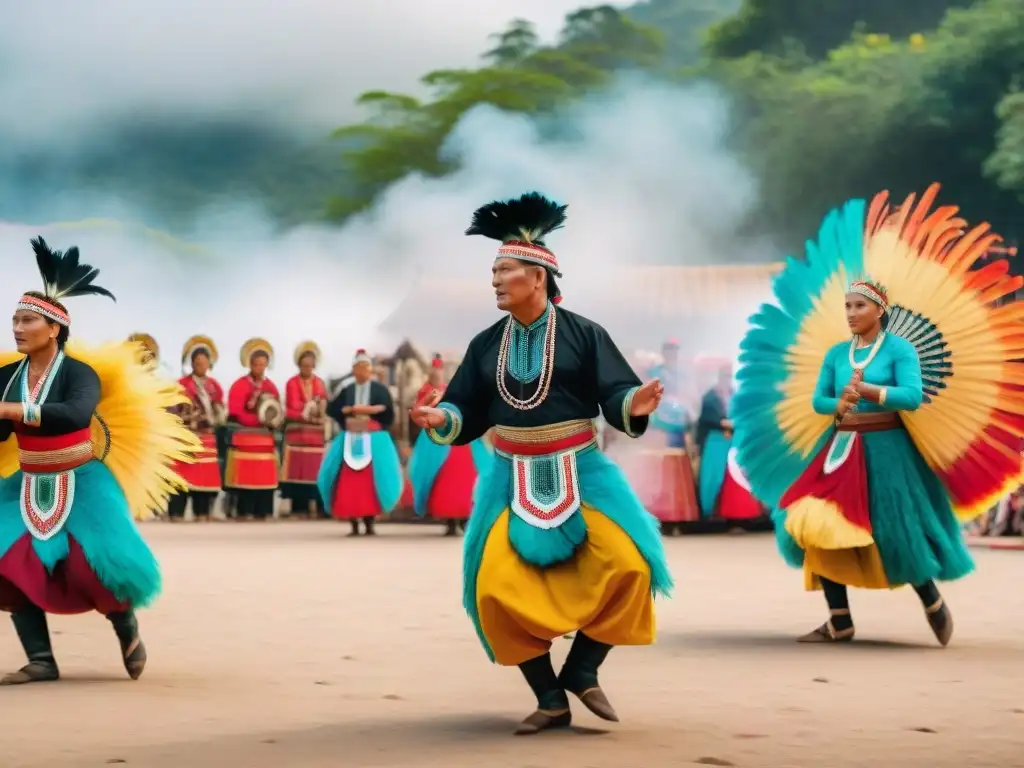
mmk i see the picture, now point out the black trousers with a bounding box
[279,484,323,513]
[233,489,276,519]
[166,491,216,519]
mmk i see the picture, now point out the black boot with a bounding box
[107,610,147,680]
[348,519,361,536]
[914,581,953,646]
[444,520,457,537]
[515,653,571,735]
[1,608,59,685]
[363,516,376,536]
[558,632,618,722]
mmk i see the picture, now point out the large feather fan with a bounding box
[733,183,1024,522]
[31,236,116,302]
[465,192,567,246]
[0,343,200,521]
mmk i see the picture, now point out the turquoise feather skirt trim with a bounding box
[462,449,674,661]
[317,431,404,514]
[861,430,973,585]
[0,460,161,608]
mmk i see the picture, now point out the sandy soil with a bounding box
[2,522,1022,768]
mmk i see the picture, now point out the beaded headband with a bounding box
[495,241,563,277]
[16,294,70,326]
[849,280,889,311]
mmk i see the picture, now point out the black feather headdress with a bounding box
[466,192,567,278]
[31,236,116,304]
[466,191,567,247]
[16,236,115,326]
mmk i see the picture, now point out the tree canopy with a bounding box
[327,0,1024,255]
[6,0,1023,260]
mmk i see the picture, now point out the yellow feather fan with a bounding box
[0,343,201,521]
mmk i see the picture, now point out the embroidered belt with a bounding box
[18,429,94,474]
[492,419,596,457]
[836,412,901,433]
[493,420,596,531]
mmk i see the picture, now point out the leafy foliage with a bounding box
[324,5,670,220]
[7,0,1024,264]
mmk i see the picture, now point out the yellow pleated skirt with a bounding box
[476,504,655,666]
[786,497,892,590]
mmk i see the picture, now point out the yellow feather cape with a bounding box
[0,343,201,520]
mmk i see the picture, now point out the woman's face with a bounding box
[12,309,57,354]
[845,292,884,336]
[192,352,211,377]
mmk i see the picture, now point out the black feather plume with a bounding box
[30,236,116,303]
[465,192,567,246]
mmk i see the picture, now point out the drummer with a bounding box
[224,338,283,520]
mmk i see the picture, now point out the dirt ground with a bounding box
[2,522,1022,768]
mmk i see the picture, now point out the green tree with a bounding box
[705,0,973,60]
[711,0,1024,249]
[326,5,667,221]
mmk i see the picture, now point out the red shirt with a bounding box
[227,375,280,428]
[285,374,328,421]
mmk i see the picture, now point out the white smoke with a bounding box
[3,77,773,383]
[2,6,776,385]
[0,0,590,150]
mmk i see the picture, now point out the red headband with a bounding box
[16,294,70,326]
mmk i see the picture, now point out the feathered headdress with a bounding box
[466,192,567,282]
[240,337,273,368]
[294,340,321,367]
[16,236,116,326]
[181,335,218,369]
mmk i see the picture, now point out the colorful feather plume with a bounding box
[733,183,1024,521]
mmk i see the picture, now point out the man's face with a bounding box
[353,361,372,383]
[250,353,268,378]
[492,257,542,311]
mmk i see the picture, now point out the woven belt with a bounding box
[492,419,596,457]
[18,428,94,473]
[836,411,901,433]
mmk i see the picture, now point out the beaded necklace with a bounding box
[21,350,61,404]
[848,331,886,372]
[496,303,557,410]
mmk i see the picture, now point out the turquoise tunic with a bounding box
[779,334,973,586]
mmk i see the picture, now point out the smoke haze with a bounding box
[0,1,584,148]
[2,3,774,384]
